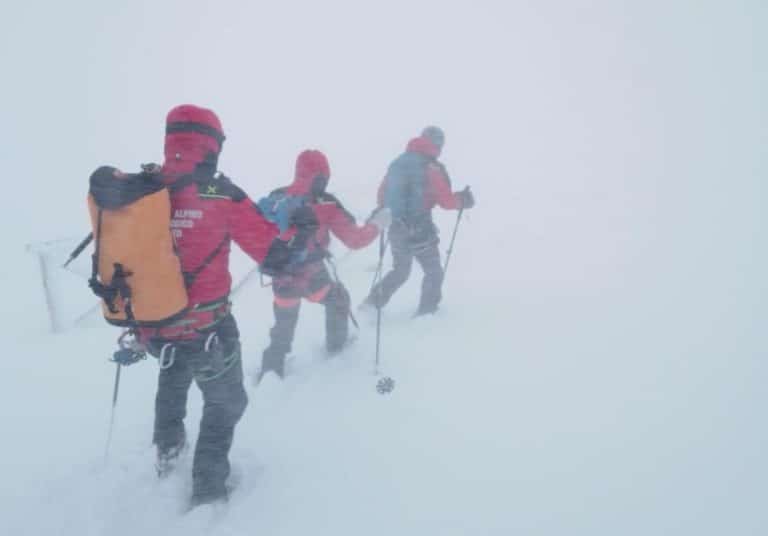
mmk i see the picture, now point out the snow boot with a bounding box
[413,302,439,317]
[258,348,286,381]
[156,436,187,478]
[188,489,228,512]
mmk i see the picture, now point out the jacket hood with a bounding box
[406,136,441,159]
[162,104,225,178]
[286,150,331,196]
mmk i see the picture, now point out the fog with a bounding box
[1,1,766,534]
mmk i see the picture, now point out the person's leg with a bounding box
[261,300,300,379]
[323,283,351,354]
[414,241,444,315]
[367,224,413,308]
[153,348,194,476]
[298,264,349,354]
[189,322,248,506]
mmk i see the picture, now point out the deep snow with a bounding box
[2,1,767,535]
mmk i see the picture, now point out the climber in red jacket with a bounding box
[257,149,390,380]
[140,104,279,508]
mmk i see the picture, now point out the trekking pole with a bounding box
[373,231,395,394]
[324,255,359,330]
[369,233,389,297]
[103,331,146,462]
[374,232,386,375]
[63,232,93,268]
[231,265,262,296]
[443,187,469,279]
[104,362,122,462]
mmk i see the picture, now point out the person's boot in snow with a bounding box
[258,303,299,381]
[259,348,287,380]
[414,303,439,317]
[156,434,187,478]
[188,488,228,511]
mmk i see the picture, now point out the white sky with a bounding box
[2,0,765,332]
[0,2,766,533]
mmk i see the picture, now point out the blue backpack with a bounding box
[257,189,311,274]
[382,152,430,222]
[257,189,308,233]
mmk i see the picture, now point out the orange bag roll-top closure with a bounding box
[87,166,189,327]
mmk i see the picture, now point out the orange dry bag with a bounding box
[87,165,189,327]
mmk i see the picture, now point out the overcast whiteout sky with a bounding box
[4,0,765,328]
[0,2,766,533]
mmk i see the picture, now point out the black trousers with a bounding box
[151,314,248,502]
[368,220,444,314]
[262,264,351,376]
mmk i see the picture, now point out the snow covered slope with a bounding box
[2,2,766,535]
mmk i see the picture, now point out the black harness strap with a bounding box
[90,209,103,282]
[111,264,135,322]
[167,168,230,288]
[183,233,229,288]
[88,210,112,309]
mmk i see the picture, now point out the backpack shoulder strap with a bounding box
[89,208,104,295]
[183,233,230,288]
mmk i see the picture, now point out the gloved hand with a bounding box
[112,347,147,366]
[111,330,147,365]
[457,187,475,209]
[140,162,161,174]
[367,207,392,231]
[261,238,294,277]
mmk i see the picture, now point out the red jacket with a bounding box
[280,150,379,255]
[166,174,278,306]
[142,105,279,340]
[377,136,464,211]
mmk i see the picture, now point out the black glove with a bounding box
[261,206,319,277]
[111,330,148,365]
[457,187,475,209]
[261,238,294,277]
[112,347,147,366]
[140,162,161,174]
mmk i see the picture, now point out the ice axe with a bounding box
[63,232,93,268]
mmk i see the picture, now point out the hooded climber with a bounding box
[138,104,280,508]
[364,126,474,316]
[257,149,390,380]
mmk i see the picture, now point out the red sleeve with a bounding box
[228,196,280,263]
[428,165,461,210]
[328,204,379,250]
